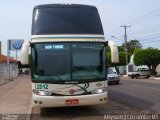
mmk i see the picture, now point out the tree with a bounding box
[122,39,142,54]
[134,48,160,74]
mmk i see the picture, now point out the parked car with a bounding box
[128,67,152,78]
[107,68,120,85]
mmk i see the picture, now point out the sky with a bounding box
[0,0,160,58]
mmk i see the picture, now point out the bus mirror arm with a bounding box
[104,41,108,46]
[108,41,119,63]
[21,41,31,65]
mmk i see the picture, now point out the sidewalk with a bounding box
[149,76,160,80]
[121,74,160,80]
[0,79,9,86]
[120,76,160,85]
[0,75,32,119]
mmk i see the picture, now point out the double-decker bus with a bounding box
[21,4,119,108]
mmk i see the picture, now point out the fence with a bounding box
[0,63,18,80]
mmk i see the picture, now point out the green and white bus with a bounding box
[21,4,119,108]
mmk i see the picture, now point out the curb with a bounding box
[149,77,160,80]
[0,80,10,86]
[26,99,33,120]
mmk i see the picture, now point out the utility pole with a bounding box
[121,25,131,75]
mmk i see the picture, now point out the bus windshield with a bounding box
[31,43,105,82]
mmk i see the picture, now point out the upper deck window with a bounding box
[32,4,104,35]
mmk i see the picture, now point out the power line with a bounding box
[128,13,160,26]
[141,39,160,44]
[128,24,160,37]
[110,7,160,37]
[132,33,160,41]
[109,7,160,50]
[126,7,160,25]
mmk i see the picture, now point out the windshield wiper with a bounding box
[45,74,63,80]
[73,75,102,79]
[92,75,102,79]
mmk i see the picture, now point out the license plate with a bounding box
[65,99,79,105]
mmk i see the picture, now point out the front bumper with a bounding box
[32,92,107,108]
[108,78,120,84]
[108,78,119,82]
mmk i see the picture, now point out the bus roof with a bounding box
[34,4,97,10]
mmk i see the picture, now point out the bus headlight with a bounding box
[91,87,107,94]
[33,90,52,96]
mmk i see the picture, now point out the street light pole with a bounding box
[7,40,10,80]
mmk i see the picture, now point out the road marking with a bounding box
[26,99,33,120]
[133,84,160,91]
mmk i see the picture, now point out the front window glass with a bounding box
[107,69,114,74]
[72,43,105,80]
[32,43,71,81]
[31,43,105,82]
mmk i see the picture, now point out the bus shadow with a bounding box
[39,105,105,117]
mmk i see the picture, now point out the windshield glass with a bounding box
[31,43,105,82]
[72,43,105,80]
[32,43,71,81]
[107,69,114,74]
[32,5,103,35]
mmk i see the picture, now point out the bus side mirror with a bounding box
[108,41,119,63]
[21,41,30,65]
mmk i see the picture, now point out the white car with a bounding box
[128,68,152,78]
[107,68,120,85]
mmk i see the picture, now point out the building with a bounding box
[0,54,16,63]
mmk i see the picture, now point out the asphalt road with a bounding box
[109,77,160,114]
[1,75,160,120]
[0,75,138,120]
[32,98,138,120]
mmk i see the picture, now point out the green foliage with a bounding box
[119,52,127,66]
[106,52,111,67]
[106,49,131,67]
[134,48,160,74]
[122,39,142,54]
[118,46,125,52]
